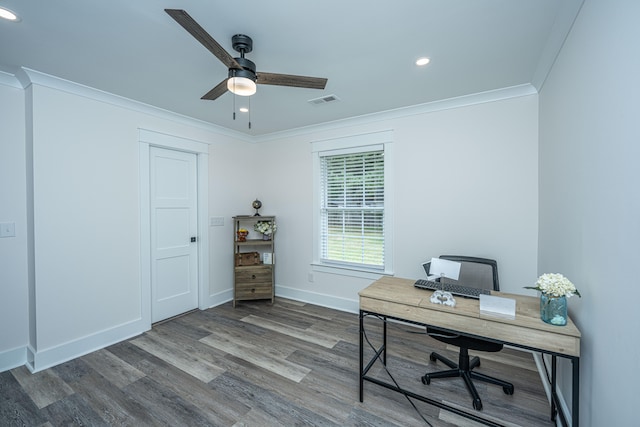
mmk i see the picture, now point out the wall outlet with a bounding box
[209,216,224,227]
[308,273,314,283]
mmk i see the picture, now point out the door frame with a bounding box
[139,128,209,327]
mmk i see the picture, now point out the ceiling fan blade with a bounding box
[257,72,327,90]
[201,79,229,100]
[165,9,241,70]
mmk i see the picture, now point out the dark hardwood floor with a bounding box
[1,298,555,426]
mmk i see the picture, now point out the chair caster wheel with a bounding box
[503,385,515,395]
[473,399,483,411]
[421,375,431,385]
[429,353,437,362]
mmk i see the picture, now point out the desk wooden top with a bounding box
[359,276,581,357]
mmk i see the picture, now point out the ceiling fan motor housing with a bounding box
[232,34,253,54]
[228,57,256,81]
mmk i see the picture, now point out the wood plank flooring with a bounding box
[1,298,555,426]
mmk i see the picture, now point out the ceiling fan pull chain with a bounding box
[248,97,252,129]
[232,80,236,120]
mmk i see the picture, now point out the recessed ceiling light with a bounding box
[416,57,431,66]
[239,107,249,113]
[0,7,20,22]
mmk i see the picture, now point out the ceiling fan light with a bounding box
[0,7,20,21]
[227,77,256,96]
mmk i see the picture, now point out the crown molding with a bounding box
[253,83,538,143]
[531,0,585,90]
[0,68,22,89]
[6,66,538,145]
[15,67,253,143]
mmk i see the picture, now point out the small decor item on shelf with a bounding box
[254,220,277,240]
[236,228,249,242]
[525,273,581,326]
[235,251,260,266]
[252,199,262,216]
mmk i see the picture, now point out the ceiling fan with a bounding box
[165,9,328,101]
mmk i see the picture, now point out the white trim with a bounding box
[0,346,27,373]
[0,68,22,89]
[16,67,252,142]
[255,84,537,143]
[311,130,394,278]
[138,129,210,327]
[196,153,210,310]
[276,285,359,314]
[26,317,146,373]
[139,129,210,153]
[205,289,234,309]
[139,142,152,327]
[531,0,585,90]
[10,66,537,143]
[311,129,393,152]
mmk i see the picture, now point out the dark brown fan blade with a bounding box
[201,79,229,100]
[165,9,241,70]
[257,72,327,90]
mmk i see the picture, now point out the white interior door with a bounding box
[150,146,198,323]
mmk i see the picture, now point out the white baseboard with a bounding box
[204,288,233,308]
[0,346,27,373]
[532,352,572,426]
[25,317,149,373]
[275,285,359,313]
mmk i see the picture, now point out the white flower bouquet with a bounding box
[525,273,581,298]
[254,220,277,236]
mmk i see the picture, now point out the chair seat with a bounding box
[427,326,503,352]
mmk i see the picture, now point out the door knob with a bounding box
[190,236,197,242]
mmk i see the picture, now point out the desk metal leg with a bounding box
[382,315,387,365]
[551,355,557,422]
[572,357,579,427]
[551,354,576,427]
[359,310,364,402]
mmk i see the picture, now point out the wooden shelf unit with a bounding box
[233,215,275,307]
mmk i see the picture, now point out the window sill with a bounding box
[310,262,392,280]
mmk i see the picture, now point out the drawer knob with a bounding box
[251,274,256,279]
[251,288,255,293]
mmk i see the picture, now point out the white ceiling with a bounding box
[0,0,583,137]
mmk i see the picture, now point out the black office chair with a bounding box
[421,255,514,411]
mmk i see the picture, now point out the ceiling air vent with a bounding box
[308,94,340,105]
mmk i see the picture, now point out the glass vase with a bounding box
[540,293,567,326]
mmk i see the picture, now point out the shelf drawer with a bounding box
[235,265,272,282]
[234,265,273,300]
[235,284,272,299]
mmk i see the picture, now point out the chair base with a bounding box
[421,349,514,411]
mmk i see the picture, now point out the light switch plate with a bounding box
[0,222,16,237]
[209,216,224,227]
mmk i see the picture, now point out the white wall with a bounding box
[538,0,640,425]
[0,83,29,369]
[256,94,539,311]
[1,71,539,388]
[0,70,252,372]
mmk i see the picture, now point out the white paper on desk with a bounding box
[479,294,516,320]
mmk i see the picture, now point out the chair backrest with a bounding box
[437,255,499,292]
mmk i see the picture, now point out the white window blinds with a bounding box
[319,149,385,269]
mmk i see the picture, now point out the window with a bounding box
[320,150,384,268]
[312,131,393,276]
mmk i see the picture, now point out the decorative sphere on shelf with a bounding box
[252,199,262,216]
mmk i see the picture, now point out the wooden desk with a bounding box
[359,276,581,427]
